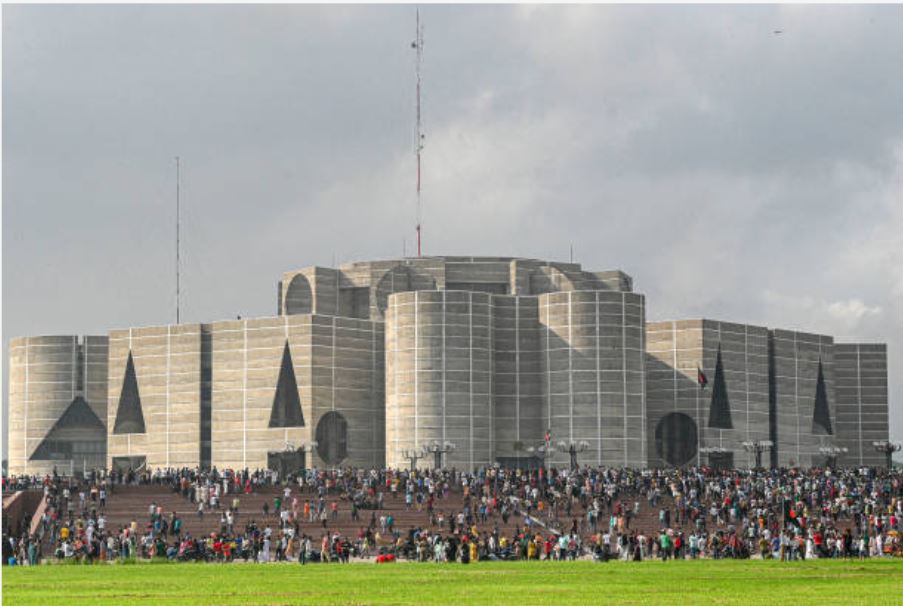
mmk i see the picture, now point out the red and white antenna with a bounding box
[413,8,424,257]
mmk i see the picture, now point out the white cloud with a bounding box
[827,299,882,324]
[760,291,883,332]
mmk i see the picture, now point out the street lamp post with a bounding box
[423,441,456,469]
[294,440,318,473]
[526,444,555,469]
[818,445,848,469]
[525,431,556,469]
[556,440,590,471]
[742,440,774,469]
[298,440,318,456]
[699,446,729,469]
[872,441,901,470]
[401,447,424,471]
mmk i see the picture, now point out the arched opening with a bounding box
[316,411,348,466]
[529,265,575,294]
[284,273,313,315]
[375,266,411,314]
[655,412,698,467]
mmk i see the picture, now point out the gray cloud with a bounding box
[4,4,901,456]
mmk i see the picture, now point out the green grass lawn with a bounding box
[3,559,902,606]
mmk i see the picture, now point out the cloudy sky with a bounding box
[3,4,901,456]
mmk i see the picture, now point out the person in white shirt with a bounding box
[259,537,271,563]
[805,536,817,559]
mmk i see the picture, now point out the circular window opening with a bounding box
[316,411,348,466]
[654,412,698,467]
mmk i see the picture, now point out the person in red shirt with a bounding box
[375,551,395,563]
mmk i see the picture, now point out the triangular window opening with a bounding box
[812,360,833,435]
[269,341,305,428]
[57,396,105,431]
[708,345,734,429]
[30,396,106,460]
[113,351,146,434]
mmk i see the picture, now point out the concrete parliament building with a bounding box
[7,256,891,475]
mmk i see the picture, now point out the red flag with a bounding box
[697,367,708,388]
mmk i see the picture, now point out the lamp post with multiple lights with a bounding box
[699,446,729,469]
[525,431,556,469]
[818,445,848,469]
[401,447,425,470]
[423,441,456,469]
[525,443,554,469]
[872,441,901,470]
[741,440,774,469]
[556,440,590,470]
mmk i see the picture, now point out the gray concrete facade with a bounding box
[8,335,108,476]
[645,320,770,469]
[7,256,891,474]
[645,320,885,470]
[211,314,386,471]
[279,257,633,320]
[769,329,835,468]
[540,291,647,468]
[105,315,385,472]
[492,295,543,461]
[385,290,494,470]
[834,343,890,467]
[107,324,204,470]
[282,256,645,471]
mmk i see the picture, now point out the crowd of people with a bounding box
[3,463,901,566]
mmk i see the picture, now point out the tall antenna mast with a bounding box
[413,8,424,257]
[175,156,181,325]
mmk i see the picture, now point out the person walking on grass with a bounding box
[659,530,671,561]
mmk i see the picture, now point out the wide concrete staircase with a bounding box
[95,484,706,544]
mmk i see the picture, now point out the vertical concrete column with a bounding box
[12,337,76,474]
[9,336,109,476]
[492,296,542,458]
[540,291,646,468]
[385,290,493,470]
[835,343,888,467]
[768,329,835,468]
